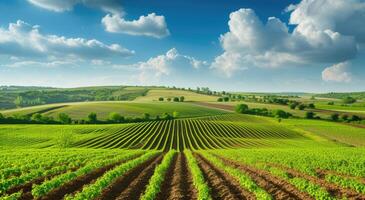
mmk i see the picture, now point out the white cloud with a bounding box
[322,62,352,83]
[28,0,170,39]
[27,0,122,14]
[0,20,134,59]
[212,0,364,77]
[111,48,206,84]
[91,59,111,65]
[2,60,76,68]
[102,13,170,38]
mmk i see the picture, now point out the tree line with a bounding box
[0,111,180,125]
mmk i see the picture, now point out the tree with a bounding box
[330,113,339,121]
[179,96,185,102]
[109,112,123,123]
[350,115,361,122]
[307,103,315,109]
[173,111,179,118]
[298,104,306,110]
[162,113,173,120]
[167,97,171,102]
[289,103,297,110]
[58,113,72,124]
[143,113,150,120]
[0,113,4,121]
[273,109,290,119]
[328,101,334,105]
[305,111,315,119]
[173,97,179,102]
[235,104,249,114]
[343,96,356,104]
[87,112,97,123]
[31,113,42,122]
[341,114,349,121]
[217,97,223,102]
[158,97,164,101]
[223,97,230,102]
[14,96,24,107]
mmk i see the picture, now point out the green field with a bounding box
[1,93,365,199]
[136,89,218,102]
[2,101,226,120]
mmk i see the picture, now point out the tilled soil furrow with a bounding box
[316,169,365,185]
[37,157,136,200]
[8,167,79,200]
[96,154,163,200]
[156,153,197,200]
[195,154,255,200]
[270,163,365,199]
[218,156,313,200]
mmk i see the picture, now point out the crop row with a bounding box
[74,114,300,151]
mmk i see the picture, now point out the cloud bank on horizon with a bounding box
[0,0,364,90]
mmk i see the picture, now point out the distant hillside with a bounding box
[315,92,365,100]
[0,86,152,109]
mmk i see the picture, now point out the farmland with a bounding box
[1,90,365,200]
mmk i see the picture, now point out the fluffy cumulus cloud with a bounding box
[102,13,170,38]
[322,62,352,83]
[28,0,169,38]
[212,0,365,79]
[0,20,133,60]
[114,48,207,84]
[27,0,122,14]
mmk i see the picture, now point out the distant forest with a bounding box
[0,86,150,109]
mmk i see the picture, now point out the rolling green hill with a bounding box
[2,101,227,120]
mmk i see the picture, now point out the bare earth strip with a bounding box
[96,154,163,200]
[217,156,313,200]
[195,154,255,200]
[156,153,197,200]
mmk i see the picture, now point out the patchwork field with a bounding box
[1,99,365,200]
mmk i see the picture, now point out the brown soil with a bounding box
[217,156,313,200]
[192,102,234,112]
[270,163,365,199]
[156,153,197,200]
[97,154,163,200]
[7,167,78,200]
[316,169,365,184]
[37,155,138,200]
[195,154,255,200]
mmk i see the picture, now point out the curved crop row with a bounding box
[75,114,302,151]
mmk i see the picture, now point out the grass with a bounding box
[2,101,227,120]
[281,118,365,147]
[135,89,218,102]
[0,114,347,150]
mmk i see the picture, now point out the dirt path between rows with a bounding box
[316,169,365,185]
[96,154,163,200]
[269,163,365,199]
[195,154,255,200]
[8,166,79,200]
[156,153,197,200]
[37,155,139,200]
[216,156,313,200]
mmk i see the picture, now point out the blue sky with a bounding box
[0,0,364,92]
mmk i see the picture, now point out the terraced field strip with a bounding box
[74,114,305,150]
